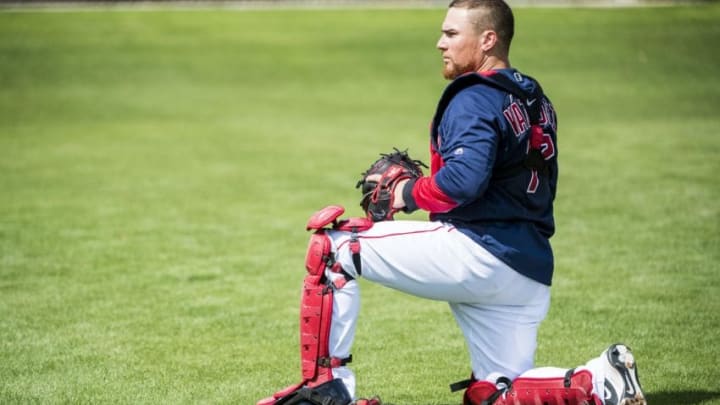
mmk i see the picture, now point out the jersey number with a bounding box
[526,131,555,194]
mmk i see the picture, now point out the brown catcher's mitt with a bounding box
[356,148,427,222]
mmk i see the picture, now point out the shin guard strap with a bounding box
[318,355,352,369]
[450,378,473,393]
[349,230,362,276]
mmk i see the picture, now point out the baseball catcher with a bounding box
[257,0,647,404]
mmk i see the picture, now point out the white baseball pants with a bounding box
[324,220,551,398]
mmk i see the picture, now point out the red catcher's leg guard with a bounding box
[300,278,333,384]
[302,229,350,387]
[461,370,601,405]
[256,231,342,405]
[258,206,370,405]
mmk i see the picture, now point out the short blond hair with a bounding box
[449,0,514,55]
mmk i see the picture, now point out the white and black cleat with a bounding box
[602,344,647,405]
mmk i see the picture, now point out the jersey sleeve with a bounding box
[407,87,499,213]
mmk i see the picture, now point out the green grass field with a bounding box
[1,4,719,404]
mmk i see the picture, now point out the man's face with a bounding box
[437,7,484,80]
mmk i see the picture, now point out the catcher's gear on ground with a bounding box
[266,378,352,405]
[257,206,373,405]
[450,344,646,405]
[452,369,599,405]
[356,148,426,222]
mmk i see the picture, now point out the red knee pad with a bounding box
[301,206,363,385]
[306,231,332,277]
[305,205,372,278]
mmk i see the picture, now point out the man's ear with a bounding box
[479,29,498,52]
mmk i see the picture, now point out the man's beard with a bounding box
[442,60,471,80]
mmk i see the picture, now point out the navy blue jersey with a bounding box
[405,68,558,285]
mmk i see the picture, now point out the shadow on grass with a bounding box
[646,390,720,405]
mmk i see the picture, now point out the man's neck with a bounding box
[477,55,510,73]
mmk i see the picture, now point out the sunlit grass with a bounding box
[1,5,719,404]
